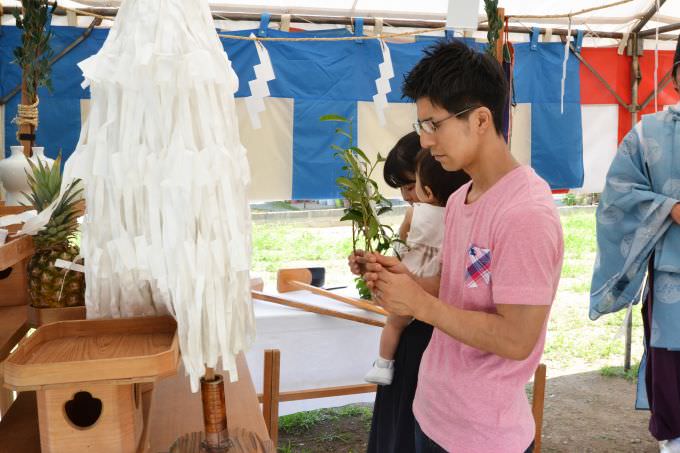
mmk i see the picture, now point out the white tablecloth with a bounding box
[245,288,383,415]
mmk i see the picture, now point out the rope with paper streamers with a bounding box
[219,27,446,42]
[49,0,636,43]
[12,97,39,139]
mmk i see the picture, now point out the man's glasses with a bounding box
[413,105,480,136]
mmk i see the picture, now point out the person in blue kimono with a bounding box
[591,38,680,453]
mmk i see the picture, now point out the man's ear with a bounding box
[473,107,493,135]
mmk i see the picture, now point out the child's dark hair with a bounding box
[402,40,507,135]
[383,132,421,188]
[416,149,470,206]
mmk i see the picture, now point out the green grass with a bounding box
[279,410,328,434]
[278,405,373,435]
[600,361,641,382]
[561,213,598,259]
[252,223,370,289]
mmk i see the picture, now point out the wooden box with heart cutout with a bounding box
[3,316,179,453]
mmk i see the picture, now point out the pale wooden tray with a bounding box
[26,305,87,328]
[4,316,179,390]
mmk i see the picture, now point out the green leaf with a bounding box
[320,114,349,122]
[335,128,352,141]
[368,217,379,240]
[340,211,363,222]
[349,147,369,163]
[336,176,356,190]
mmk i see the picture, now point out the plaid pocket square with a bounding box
[465,246,491,288]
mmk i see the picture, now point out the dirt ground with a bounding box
[278,371,659,453]
[541,370,656,453]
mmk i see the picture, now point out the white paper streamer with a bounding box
[446,0,480,31]
[0,210,37,228]
[372,40,394,126]
[245,36,276,130]
[62,0,255,392]
[55,259,85,273]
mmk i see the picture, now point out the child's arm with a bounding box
[399,206,414,241]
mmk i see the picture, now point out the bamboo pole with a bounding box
[286,280,388,316]
[624,35,641,372]
[19,75,34,157]
[252,290,385,327]
[495,8,505,65]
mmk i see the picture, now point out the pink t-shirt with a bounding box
[412,165,563,453]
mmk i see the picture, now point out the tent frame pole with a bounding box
[624,33,642,373]
[3,5,680,41]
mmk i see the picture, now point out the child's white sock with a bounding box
[375,357,394,369]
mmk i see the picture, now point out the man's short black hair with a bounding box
[383,131,421,188]
[403,39,508,135]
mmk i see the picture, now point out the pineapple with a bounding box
[24,153,85,308]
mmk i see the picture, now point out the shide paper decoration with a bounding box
[62,0,255,391]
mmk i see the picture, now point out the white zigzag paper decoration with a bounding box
[59,0,255,392]
[246,36,276,129]
[372,40,394,126]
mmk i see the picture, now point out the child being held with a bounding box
[365,149,469,385]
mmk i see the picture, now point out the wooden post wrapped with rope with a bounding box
[495,8,505,64]
[16,78,39,157]
[12,0,56,157]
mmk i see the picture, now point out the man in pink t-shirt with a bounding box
[355,40,563,452]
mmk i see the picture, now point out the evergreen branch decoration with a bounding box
[320,114,396,299]
[484,0,502,59]
[13,0,56,101]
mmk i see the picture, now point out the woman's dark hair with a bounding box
[383,131,421,188]
[416,149,470,206]
[403,39,508,135]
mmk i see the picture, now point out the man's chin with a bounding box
[440,161,460,172]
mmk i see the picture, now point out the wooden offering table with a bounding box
[0,205,34,415]
[0,317,272,452]
[3,317,179,453]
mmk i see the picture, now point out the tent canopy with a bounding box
[2,0,680,35]
[1,0,679,199]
